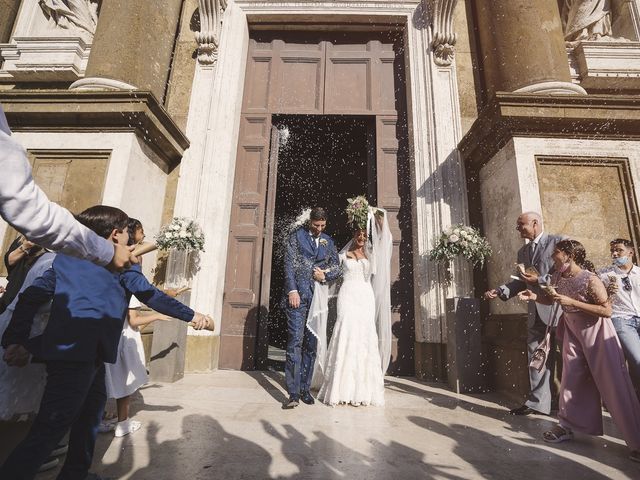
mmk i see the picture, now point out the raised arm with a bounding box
[120,266,213,330]
[0,112,132,270]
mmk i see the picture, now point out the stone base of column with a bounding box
[414,341,447,382]
[514,81,587,95]
[446,297,487,394]
[149,319,189,383]
[69,77,137,91]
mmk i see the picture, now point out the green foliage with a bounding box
[428,224,492,268]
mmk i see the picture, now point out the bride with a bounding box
[308,196,392,406]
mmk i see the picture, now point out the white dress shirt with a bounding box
[598,264,640,319]
[0,105,114,265]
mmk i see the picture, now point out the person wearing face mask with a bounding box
[484,212,565,416]
[518,240,640,463]
[598,238,640,396]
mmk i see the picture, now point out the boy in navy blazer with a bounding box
[1,206,212,480]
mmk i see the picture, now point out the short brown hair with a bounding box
[76,205,129,239]
[310,207,327,221]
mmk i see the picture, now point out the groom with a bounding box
[283,207,341,409]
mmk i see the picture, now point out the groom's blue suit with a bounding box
[284,227,341,398]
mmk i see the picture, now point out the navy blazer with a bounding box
[283,228,341,304]
[1,254,194,363]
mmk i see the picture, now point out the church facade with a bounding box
[1,0,640,400]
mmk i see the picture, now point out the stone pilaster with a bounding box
[473,0,585,96]
[70,0,183,101]
[173,0,241,333]
[0,0,21,43]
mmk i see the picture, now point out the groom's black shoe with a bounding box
[300,391,315,405]
[282,396,299,409]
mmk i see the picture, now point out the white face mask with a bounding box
[613,256,630,267]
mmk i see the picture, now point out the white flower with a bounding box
[449,234,459,243]
[460,240,468,247]
[179,231,188,238]
[471,238,477,244]
[166,232,173,239]
[453,228,460,235]
[170,224,180,231]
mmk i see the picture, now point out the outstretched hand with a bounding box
[107,244,139,272]
[484,289,498,300]
[517,289,537,302]
[190,312,214,330]
[520,271,539,285]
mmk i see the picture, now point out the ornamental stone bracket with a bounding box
[196,0,228,65]
[426,0,458,66]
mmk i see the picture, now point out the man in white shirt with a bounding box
[598,238,640,395]
[0,104,135,270]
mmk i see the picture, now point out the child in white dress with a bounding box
[101,219,172,437]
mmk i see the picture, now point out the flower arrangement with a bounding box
[345,195,370,230]
[429,224,492,267]
[156,217,205,252]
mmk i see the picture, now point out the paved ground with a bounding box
[5,371,640,479]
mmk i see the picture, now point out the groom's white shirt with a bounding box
[0,104,114,265]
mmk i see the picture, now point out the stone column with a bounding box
[474,0,585,95]
[70,0,183,101]
[0,0,21,43]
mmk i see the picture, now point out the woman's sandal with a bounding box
[543,425,573,443]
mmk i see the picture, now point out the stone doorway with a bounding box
[265,114,376,365]
[220,29,414,374]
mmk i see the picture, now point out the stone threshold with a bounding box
[0,90,189,171]
[459,93,640,169]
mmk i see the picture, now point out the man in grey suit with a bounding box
[484,212,564,415]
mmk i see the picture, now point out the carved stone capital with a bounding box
[196,0,227,65]
[426,0,458,66]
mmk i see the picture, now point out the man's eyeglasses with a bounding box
[622,276,632,292]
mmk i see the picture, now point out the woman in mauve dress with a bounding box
[519,239,640,463]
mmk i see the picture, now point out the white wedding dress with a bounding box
[309,206,392,407]
[317,256,385,406]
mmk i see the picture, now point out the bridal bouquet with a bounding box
[429,224,491,267]
[345,195,369,230]
[156,217,205,252]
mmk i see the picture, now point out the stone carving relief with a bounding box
[38,0,101,41]
[427,0,458,66]
[195,0,227,65]
[561,0,634,46]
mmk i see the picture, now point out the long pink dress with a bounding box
[556,270,640,450]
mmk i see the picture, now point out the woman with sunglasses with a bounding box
[518,239,640,463]
[598,238,640,397]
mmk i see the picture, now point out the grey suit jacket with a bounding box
[497,232,565,327]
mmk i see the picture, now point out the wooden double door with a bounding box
[220,30,415,374]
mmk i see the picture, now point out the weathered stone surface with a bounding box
[83,0,184,100]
